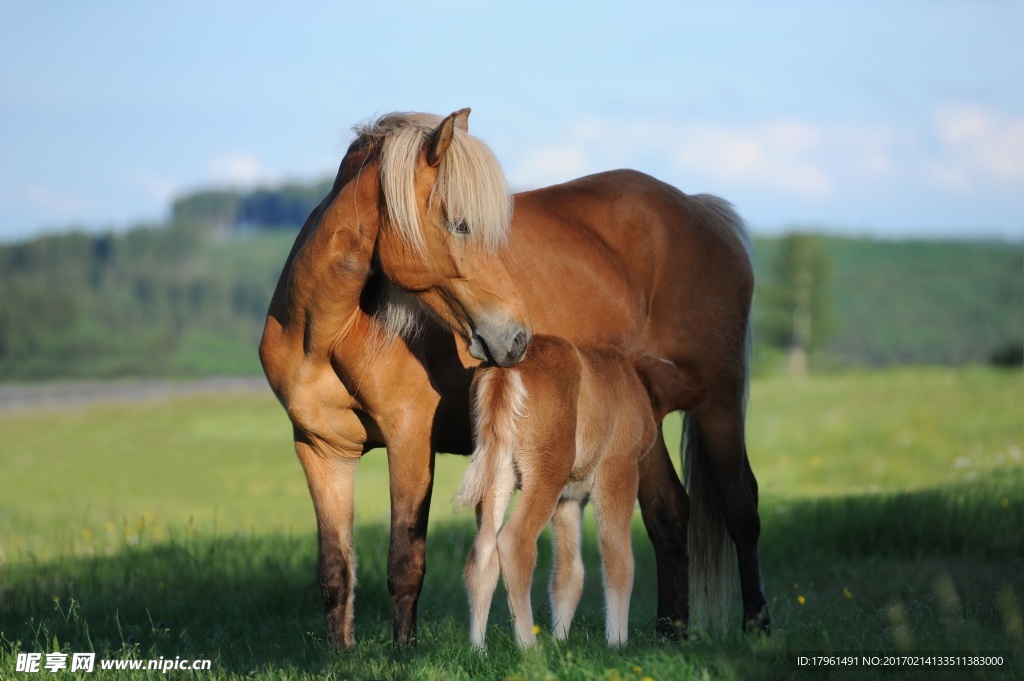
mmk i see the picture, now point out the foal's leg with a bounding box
[386,436,436,646]
[497,478,565,648]
[694,398,770,633]
[465,486,514,649]
[636,425,690,639]
[594,457,639,647]
[295,434,360,649]
[549,499,585,640]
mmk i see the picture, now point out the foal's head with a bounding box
[359,109,531,366]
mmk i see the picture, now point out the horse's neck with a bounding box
[286,165,383,360]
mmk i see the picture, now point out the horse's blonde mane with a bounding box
[356,112,512,257]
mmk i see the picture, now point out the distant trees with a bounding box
[2,174,1022,381]
[990,340,1024,368]
[1,179,338,380]
[171,191,239,235]
[170,179,332,234]
[0,218,290,380]
[237,181,332,229]
[757,232,836,375]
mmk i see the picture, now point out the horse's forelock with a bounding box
[434,128,512,251]
[362,112,512,257]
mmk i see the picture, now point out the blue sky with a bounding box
[1,0,1022,241]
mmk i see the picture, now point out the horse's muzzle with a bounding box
[469,324,531,367]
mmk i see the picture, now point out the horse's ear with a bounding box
[453,107,470,132]
[426,108,471,167]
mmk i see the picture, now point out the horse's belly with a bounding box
[560,478,593,504]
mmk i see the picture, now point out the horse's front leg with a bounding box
[385,428,436,646]
[295,432,360,649]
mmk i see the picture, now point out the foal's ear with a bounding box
[426,108,471,167]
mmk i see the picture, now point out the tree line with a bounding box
[170,180,333,234]
[1,181,1020,381]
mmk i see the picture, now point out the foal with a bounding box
[454,335,656,648]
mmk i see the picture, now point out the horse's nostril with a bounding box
[511,329,529,357]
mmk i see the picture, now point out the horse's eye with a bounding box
[448,219,469,235]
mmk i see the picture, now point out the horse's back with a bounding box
[511,170,754,414]
[513,169,749,270]
[512,169,752,336]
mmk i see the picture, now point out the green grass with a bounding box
[1,367,1022,679]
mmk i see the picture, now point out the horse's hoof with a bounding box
[655,617,688,642]
[743,608,771,636]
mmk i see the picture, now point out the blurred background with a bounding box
[1,4,1021,674]
[1,0,1021,381]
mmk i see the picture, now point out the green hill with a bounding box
[0,182,1020,381]
[752,235,1023,368]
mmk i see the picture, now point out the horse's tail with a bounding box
[682,414,736,633]
[453,368,528,524]
[683,193,752,634]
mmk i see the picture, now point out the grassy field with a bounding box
[1,367,1022,679]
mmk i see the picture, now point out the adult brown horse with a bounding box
[260,109,769,649]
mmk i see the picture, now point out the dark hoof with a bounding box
[655,617,688,642]
[393,628,418,647]
[743,608,771,636]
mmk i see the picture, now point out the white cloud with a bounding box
[831,125,902,178]
[205,152,279,186]
[926,104,1024,192]
[509,116,838,198]
[512,145,592,188]
[669,119,833,197]
[23,183,97,216]
[505,105,1024,204]
[128,172,178,204]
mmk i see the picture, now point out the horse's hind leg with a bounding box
[594,456,639,647]
[295,434,359,649]
[465,486,514,649]
[549,498,585,641]
[636,426,690,639]
[497,476,565,648]
[694,399,770,633]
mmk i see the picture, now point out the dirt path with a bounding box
[0,376,272,414]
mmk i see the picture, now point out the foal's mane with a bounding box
[354,112,512,257]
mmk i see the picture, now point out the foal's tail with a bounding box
[453,368,528,526]
[683,194,751,633]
